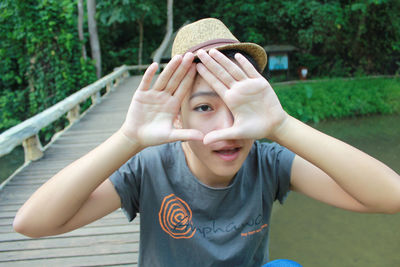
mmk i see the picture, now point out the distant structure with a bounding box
[264,45,297,80]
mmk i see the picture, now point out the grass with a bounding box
[272,76,400,123]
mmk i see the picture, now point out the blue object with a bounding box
[262,259,302,267]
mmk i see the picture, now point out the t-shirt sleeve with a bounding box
[261,142,295,204]
[109,155,142,222]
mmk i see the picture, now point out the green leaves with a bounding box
[0,0,96,134]
[97,0,162,26]
[275,77,400,123]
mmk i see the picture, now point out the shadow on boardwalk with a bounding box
[0,76,143,266]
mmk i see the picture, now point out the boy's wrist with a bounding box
[118,122,144,148]
[268,114,295,144]
[115,128,144,153]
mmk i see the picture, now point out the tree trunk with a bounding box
[77,0,87,60]
[152,0,173,65]
[87,0,102,78]
[138,17,143,66]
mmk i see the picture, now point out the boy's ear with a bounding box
[173,113,183,129]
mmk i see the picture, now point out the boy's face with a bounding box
[179,73,254,186]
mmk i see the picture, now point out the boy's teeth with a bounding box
[218,148,237,154]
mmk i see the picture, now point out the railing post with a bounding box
[22,134,43,162]
[91,92,101,106]
[67,105,81,124]
[122,70,130,78]
[106,82,114,93]
[114,77,120,87]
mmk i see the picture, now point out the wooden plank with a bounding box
[1,223,138,242]
[0,252,138,266]
[0,203,20,211]
[0,232,140,251]
[1,242,139,262]
[0,76,143,266]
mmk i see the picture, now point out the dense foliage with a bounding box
[175,0,400,78]
[1,0,399,134]
[0,0,97,133]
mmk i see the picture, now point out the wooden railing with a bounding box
[0,63,166,163]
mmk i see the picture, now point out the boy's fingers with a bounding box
[196,63,228,97]
[169,129,204,143]
[173,64,196,102]
[152,55,182,91]
[209,49,247,81]
[138,63,158,91]
[165,53,194,94]
[197,50,236,88]
[234,53,260,79]
[203,128,240,145]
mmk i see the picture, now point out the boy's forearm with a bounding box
[62,129,142,192]
[15,130,142,233]
[272,115,400,212]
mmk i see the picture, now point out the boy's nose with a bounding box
[217,108,234,129]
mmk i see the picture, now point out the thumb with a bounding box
[203,127,241,145]
[168,129,204,143]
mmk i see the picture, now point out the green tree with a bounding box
[0,0,96,133]
[87,0,102,78]
[153,0,174,65]
[97,0,164,66]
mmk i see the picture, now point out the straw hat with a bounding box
[172,18,267,72]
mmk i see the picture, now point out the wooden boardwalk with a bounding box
[0,76,143,266]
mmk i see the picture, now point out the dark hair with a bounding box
[193,49,260,73]
[220,49,260,73]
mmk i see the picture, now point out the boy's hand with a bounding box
[121,53,203,148]
[196,49,288,144]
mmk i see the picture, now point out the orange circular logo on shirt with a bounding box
[158,194,196,239]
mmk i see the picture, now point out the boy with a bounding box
[13,18,400,266]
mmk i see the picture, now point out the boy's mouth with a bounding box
[213,147,241,161]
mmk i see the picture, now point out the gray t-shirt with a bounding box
[110,140,295,266]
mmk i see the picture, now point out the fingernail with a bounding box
[234,52,243,59]
[184,52,194,59]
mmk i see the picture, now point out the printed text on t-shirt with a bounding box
[159,194,268,239]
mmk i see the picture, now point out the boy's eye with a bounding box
[194,104,212,112]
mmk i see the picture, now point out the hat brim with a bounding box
[193,42,267,72]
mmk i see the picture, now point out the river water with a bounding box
[270,114,400,266]
[1,115,399,265]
